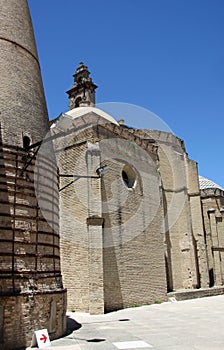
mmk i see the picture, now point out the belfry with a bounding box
[67,62,98,109]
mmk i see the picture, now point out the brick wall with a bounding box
[133,128,208,290]
[56,123,167,313]
[201,189,224,286]
[0,291,67,350]
[0,0,49,147]
[0,144,67,349]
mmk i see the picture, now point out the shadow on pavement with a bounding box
[66,316,82,335]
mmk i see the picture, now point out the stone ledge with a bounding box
[0,288,67,297]
[86,217,104,226]
[168,286,224,301]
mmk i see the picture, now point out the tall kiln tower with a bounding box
[0,0,66,348]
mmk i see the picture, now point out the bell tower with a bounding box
[67,62,98,109]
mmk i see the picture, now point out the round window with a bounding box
[121,165,136,188]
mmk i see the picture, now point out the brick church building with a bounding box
[0,1,224,348]
[51,62,224,314]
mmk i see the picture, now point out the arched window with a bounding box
[121,165,137,189]
[75,96,82,108]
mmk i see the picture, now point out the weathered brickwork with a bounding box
[55,122,167,314]
[54,60,223,316]
[0,0,49,147]
[133,129,210,291]
[0,144,66,349]
[0,291,66,350]
[1,0,223,344]
[0,1,66,348]
[53,102,223,314]
[200,188,224,287]
[187,160,210,288]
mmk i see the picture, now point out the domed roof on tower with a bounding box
[66,62,98,109]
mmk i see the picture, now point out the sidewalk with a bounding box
[27,295,224,350]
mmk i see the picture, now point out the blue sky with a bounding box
[28,0,224,188]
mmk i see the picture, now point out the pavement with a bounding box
[27,295,224,350]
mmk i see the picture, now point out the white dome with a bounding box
[65,106,119,125]
[199,176,223,191]
[51,106,119,131]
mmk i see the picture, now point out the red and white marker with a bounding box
[31,329,51,348]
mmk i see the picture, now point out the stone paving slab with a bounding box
[27,295,224,350]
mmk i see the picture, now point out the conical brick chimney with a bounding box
[0,1,66,349]
[0,0,49,146]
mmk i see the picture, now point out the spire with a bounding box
[66,62,98,109]
[0,0,49,147]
